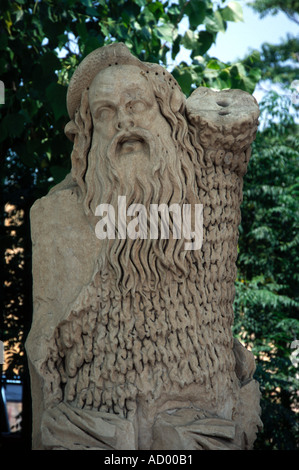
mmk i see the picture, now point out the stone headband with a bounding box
[66,42,182,120]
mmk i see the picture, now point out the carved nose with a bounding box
[116,110,134,130]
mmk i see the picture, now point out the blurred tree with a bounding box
[248,0,299,24]
[245,0,299,85]
[242,36,299,86]
[234,0,299,449]
[234,90,299,449]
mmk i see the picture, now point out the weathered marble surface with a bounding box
[26,43,262,450]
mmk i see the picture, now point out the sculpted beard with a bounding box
[84,123,197,294]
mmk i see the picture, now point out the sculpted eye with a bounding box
[129,100,147,113]
[95,106,115,121]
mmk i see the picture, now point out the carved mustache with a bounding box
[107,128,154,160]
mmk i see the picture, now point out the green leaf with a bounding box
[80,0,92,6]
[246,49,261,64]
[134,0,146,6]
[19,145,37,168]
[185,0,206,29]
[86,6,101,17]
[171,33,182,60]
[46,83,67,120]
[0,33,8,48]
[167,3,180,17]
[4,11,13,35]
[249,67,262,82]
[14,8,24,23]
[141,26,152,42]
[230,61,258,92]
[83,36,104,56]
[182,30,197,50]
[32,16,44,38]
[172,67,193,95]
[219,68,232,88]
[203,67,220,80]
[204,10,226,33]
[156,23,174,42]
[142,7,156,24]
[206,58,222,70]
[147,1,164,16]
[230,62,246,78]
[221,2,243,22]
[76,21,88,41]
[43,19,65,46]
[192,31,214,56]
[240,75,257,93]
[50,165,70,184]
[2,113,25,138]
[40,51,61,75]
[100,23,110,37]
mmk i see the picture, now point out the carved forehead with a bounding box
[89,65,152,102]
[66,43,183,119]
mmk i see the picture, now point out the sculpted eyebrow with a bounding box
[92,99,116,109]
[126,89,152,105]
[128,87,149,98]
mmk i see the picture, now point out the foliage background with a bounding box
[0,0,298,449]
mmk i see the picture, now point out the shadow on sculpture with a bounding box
[26,43,262,450]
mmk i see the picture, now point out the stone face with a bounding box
[26,42,262,450]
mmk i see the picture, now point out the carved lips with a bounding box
[118,135,145,155]
[113,131,149,157]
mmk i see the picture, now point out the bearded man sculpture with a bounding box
[26,43,262,450]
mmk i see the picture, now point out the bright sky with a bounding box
[173,1,298,102]
[175,0,298,64]
[209,1,298,63]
